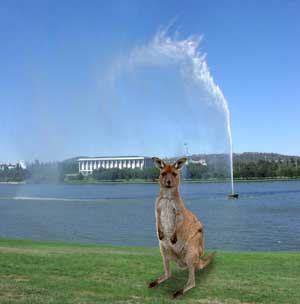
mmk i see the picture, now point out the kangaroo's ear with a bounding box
[172,157,187,170]
[152,157,166,169]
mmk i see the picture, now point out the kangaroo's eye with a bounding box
[161,172,167,177]
[172,172,177,177]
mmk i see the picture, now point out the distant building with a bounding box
[78,156,153,175]
[0,161,27,171]
[188,158,207,166]
[7,164,16,170]
[18,161,27,170]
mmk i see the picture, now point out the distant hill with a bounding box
[233,152,300,162]
[188,152,300,164]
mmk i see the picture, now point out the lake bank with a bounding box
[65,176,300,185]
[0,238,299,304]
[2,177,300,186]
[0,181,25,184]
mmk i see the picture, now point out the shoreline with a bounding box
[65,177,300,185]
[1,177,300,186]
[0,181,25,184]
[1,237,299,252]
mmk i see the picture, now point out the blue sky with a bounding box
[1,0,299,162]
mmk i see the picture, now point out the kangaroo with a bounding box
[148,157,216,298]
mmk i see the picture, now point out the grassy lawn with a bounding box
[0,239,299,304]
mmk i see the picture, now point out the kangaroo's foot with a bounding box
[172,282,195,299]
[172,288,184,299]
[148,279,159,288]
[148,273,171,288]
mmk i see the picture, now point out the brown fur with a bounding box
[148,157,216,298]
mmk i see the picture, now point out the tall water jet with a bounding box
[106,29,237,197]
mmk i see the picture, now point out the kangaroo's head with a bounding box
[152,157,187,190]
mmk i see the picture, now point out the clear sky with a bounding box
[1,0,299,162]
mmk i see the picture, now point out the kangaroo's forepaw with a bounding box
[172,289,184,299]
[171,234,177,244]
[158,231,164,240]
[148,279,159,288]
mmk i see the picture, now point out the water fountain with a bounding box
[105,29,238,198]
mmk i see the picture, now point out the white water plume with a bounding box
[105,29,235,194]
[124,30,234,194]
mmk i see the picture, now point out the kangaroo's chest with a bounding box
[159,198,177,238]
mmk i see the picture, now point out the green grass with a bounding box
[0,239,299,304]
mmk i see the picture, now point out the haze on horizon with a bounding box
[1,1,299,163]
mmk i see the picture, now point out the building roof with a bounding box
[78,156,151,161]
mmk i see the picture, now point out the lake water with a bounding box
[0,181,299,251]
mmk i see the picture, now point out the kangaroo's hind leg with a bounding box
[172,262,196,298]
[172,242,200,298]
[148,253,172,288]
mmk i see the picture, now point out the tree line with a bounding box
[1,158,299,183]
[0,160,77,183]
[0,164,29,182]
[234,159,300,179]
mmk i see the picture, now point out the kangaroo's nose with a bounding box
[167,180,171,186]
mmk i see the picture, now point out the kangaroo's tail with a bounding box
[197,251,216,270]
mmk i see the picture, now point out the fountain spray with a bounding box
[118,29,239,198]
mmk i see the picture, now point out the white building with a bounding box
[0,161,27,171]
[78,156,153,175]
[188,158,207,166]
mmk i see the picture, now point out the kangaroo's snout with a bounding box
[160,167,179,189]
